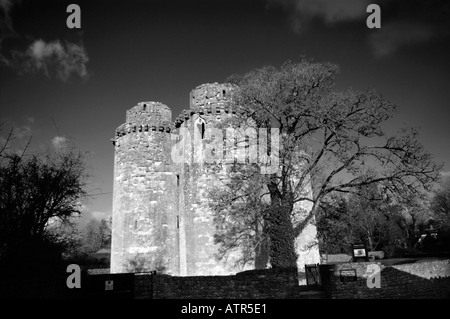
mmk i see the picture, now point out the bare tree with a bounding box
[208,164,270,269]
[81,218,112,253]
[0,148,88,262]
[431,177,450,226]
[346,184,395,252]
[207,58,442,268]
[316,193,354,255]
[0,123,14,159]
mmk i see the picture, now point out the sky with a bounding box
[1,0,449,228]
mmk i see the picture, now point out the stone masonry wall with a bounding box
[126,101,172,126]
[134,268,299,299]
[319,259,450,299]
[189,82,237,110]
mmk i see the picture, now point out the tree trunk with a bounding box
[255,237,269,269]
[255,218,270,269]
[266,203,297,268]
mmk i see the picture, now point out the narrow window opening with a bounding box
[143,104,146,111]
[177,174,180,186]
[176,215,180,229]
[222,89,226,97]
[197,120,205,139]
[134,220,138,230]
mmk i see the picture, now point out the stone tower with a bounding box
[174,83,241,275]
[111,101,179,274]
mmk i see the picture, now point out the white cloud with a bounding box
[29,39,64,60]
[270,0,448,57]
[23,39,89,81]
[52,135,67,150]
[368,21,435,57]
[270,0,371,32]
[1,1,89,80]
[295,0,370,23]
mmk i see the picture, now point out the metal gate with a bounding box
[305,264,321,286]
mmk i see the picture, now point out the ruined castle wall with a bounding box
[111,102,179,275]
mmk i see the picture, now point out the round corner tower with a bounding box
[111,101,179,274]
[174,82,244,276]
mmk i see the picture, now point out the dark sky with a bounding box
[1,0,449,226]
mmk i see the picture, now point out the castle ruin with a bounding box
[110,83,320,276]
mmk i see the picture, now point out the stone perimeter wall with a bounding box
[134,268,300,299]
[131,260,450,299]
[319,259,450,299]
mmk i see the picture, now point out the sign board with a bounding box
[354,248,366,257]
[340,269,357,282]
[352,243,369,262]
[105,280,114,291]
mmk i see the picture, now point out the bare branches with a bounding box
[0,149,88,247]
[207,59,442,268]
[430,178,450,225]
[0,125,14,158]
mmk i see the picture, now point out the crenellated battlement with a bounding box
[126,101,172,125]
[189,82,237,110]
[111,122,174,146]
[112,101,174,146]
